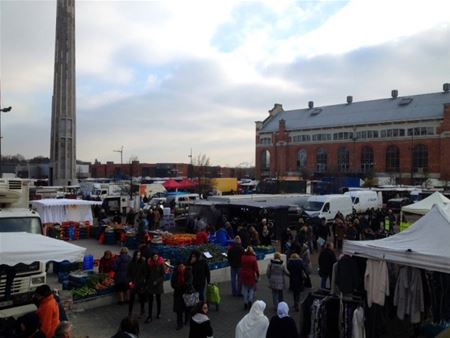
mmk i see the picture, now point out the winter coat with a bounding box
[146,261,165,295]
[36,295,60,338]
[364,260,389,307]
[127,259,147,292]
[241,254,259,287]
[394,266,424,323]
[171,267,193,313]
[300,245,312,274]
[267,259,289,291]
[335,255,360,294]
[114,253,131,285]
[266,315,298,338]
[287,257,305,292]
[99,257,115,274]
[227,243,245,268]
[190,258,211,292]
[235,300,269,338]
[318,248,336,278]
[189,313,213,338]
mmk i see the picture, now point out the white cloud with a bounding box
[1,0,449,166]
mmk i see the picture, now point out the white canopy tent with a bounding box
[343,205,450,274]
[30,198,102,224]
[0,232,86,266]
[401,191,450,215]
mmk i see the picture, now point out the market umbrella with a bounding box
[163,179,181,190]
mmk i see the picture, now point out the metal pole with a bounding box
[0,107,12,175]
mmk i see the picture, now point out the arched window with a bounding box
[297,149,307,168]
[412,144,428,172]
[386,145,400,172]
[316,148,327,172]
[337,147,349,172]
[261,150,271,170]
[361,146,374,172]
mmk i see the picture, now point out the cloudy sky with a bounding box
[1,0,449,167]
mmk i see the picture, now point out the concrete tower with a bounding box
[50,0,77,186]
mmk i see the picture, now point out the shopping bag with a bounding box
[207,284,221,305]
[182,292,199,307]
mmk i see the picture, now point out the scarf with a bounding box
[277,301,289,318]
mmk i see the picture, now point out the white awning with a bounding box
[401,191,450,215]
[30,198,101,224]
[0,232,86,266]
[343,205,450,274]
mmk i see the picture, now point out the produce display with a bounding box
[163,233,197,246]
[72,273,114,301]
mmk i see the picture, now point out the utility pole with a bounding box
[188,148,193,179]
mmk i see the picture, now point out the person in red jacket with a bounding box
[34,285,60,338]
[240,246,260,310]
[99,250,115,275]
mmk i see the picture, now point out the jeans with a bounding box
[230,267,242,296]
[271,289,283,309]
[242,285,255,304]
[128,289,145,315]
[321,276,330,289]
[197,282,206,302]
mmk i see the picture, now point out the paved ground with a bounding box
[62,238,322,337]
[69,271,320,338]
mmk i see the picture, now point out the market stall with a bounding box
[31,198,102,224]
[401,191,450,216]
[31,198,102,240]
[323,204,450,337]
[0,232,86,265]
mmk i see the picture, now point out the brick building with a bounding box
[255,84,450,186]
[90,161,254,179]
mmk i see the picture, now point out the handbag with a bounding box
[207,284,221,304]
[182,291,199,307]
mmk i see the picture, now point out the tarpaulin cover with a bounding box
[30,198,101,224]
[401,191,450,215]
[0,232,86,266]
[343,205,450,273]
[163,179,181,190]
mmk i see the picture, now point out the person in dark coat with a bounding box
[287,253,305,312]
[318,242,337,289]
[189,302,213,338]
[127,250,147,317]
[227,236,245,297]
[187,250,210,302]
[145,253,165,322]
[171,263,193,330]
[111,317,140,338]
[237,225,250,249]
[15,312,46,338]
[266,302,298,338]
[114,247,132,305]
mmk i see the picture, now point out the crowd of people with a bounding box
[8,204,406,338]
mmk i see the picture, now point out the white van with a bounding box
[303,194,353,221]
[344,190,382,213]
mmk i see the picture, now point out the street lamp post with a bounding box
[0,106,12,175]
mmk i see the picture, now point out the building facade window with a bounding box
[407,127,434,136]
[312,133,332,142]
[297,149,307,168]
[292,135,311,143]
[385,145,400,172]
[361,146,374,173]
[261,150,271,170]
[337,147,349,172]
[316,148,327,173]
[260,137,272,145]
[412,144,428,173]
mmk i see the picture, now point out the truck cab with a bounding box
[0,178,46,315]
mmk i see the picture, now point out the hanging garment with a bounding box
[393,266,424,323]
[352,306,365,338]
[364,260,389,307]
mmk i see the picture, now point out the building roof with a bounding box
[260,92,450,133]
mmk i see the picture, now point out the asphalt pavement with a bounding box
[69,262,320,338]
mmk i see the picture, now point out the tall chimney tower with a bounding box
[50,0,77,186]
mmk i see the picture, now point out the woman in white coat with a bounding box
[235,300,269,338]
